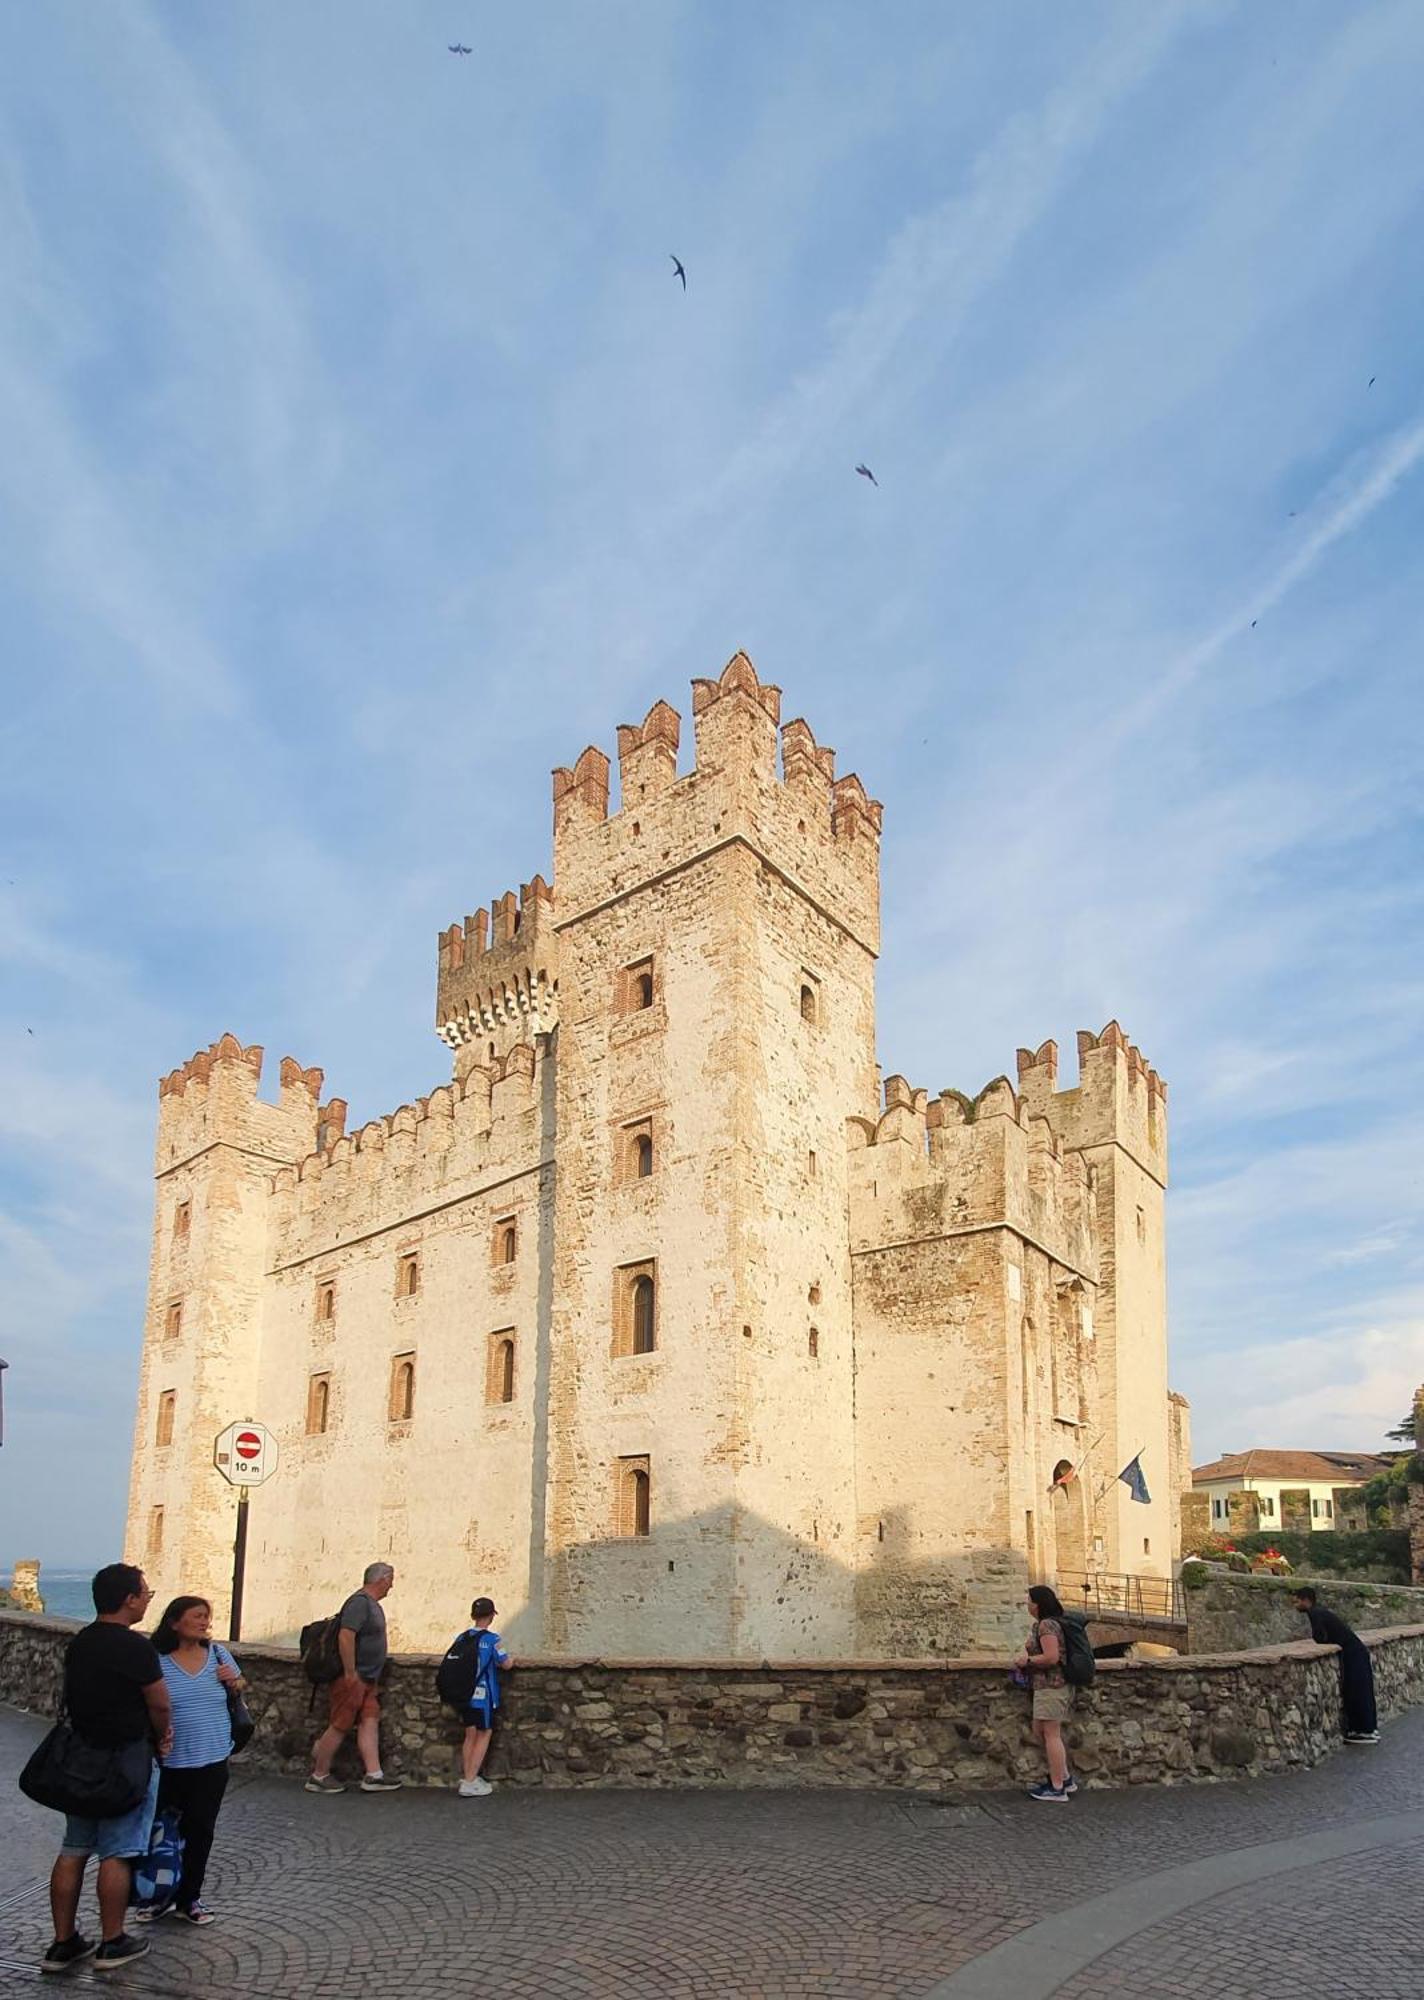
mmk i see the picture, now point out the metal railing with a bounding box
[1058,1570,1185,1624]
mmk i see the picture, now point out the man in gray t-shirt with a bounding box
[306,1564,401,1794]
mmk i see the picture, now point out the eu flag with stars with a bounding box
[1118,1455,1151,1504]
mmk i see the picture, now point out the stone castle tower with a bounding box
[126,652,1188,1658]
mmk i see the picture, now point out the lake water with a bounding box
[4,1570,96,1621]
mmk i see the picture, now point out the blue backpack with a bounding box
[131,1808,183,1911]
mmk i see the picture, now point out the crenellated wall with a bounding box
[126,649,1182,1662]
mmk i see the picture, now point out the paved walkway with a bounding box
[1,1703,1418,1997]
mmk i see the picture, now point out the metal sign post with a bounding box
[213,1421,278,1642]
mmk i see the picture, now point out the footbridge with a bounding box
[1059,1571,1188,1653]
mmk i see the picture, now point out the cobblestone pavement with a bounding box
[1,1704,1419,1998]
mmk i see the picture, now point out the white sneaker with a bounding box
[457,1777,493,1797]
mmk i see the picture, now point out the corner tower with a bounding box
[544,654,881,1659]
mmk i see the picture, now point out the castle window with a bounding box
[149,1507,164,1560]
[624,956,655,1011]
[808,1281,821,1305]
[163,1300,183,1342]
[799,982,819,1024]
[1143,1538,1151,1556]
[155,1390,176,1448]
[807,1149,817,1177]
[396,1252,420,1299]
[173,1200,191,1241]
[613,1261,657,1357]
[487,1332,516,1405]
[306,1373,331,1435]
[1136,1205,1146,1244]
[635,1132,654,1178]
[493,1218,518,1266]
[389,1353,416,1423]
[617,1455,652,1537]
[808,1328,819,1359]
[316,1279,336,1323]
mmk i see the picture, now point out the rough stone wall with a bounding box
[1412,1384,1424,1587]
[126,1039,324,1628]
[125,652,1184,1666]
[1183,1564,1424,1654]
[544,661,877,1661]
[1167,1391,1191,1562]
[6,1612,1423,1794]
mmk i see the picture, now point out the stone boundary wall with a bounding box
[1183,1563,1424,1656]
[3,1612,1422,1793]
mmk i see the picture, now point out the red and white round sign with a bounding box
[213,1420,278,1487]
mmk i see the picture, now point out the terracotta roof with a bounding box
[1191,1448,1394,1485]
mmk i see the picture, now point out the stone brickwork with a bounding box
[124,649,1185,1662]
[1183,1563,1424,1654]
[6,1612,1424,1795]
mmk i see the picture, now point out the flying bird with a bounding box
[670,255,686,291]
[855,463,878,487]
[1250,620,1257,628]
[447,43,472,55]
[1368,376,1376,387]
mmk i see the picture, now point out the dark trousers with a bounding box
[156,1760,229,1909]
[1340,1643,1377,1735]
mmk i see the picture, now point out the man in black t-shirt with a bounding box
[41,1563,173,1976]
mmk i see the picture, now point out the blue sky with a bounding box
[2,1,1422,1570]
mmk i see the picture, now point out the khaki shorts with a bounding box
[328,1677,381,1733]
[1032,1686,1075,1724]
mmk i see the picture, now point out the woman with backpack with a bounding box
[138,1596,246,1924]
[1015,1585,1080,1803]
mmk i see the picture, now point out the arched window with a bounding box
[389,1355,416,1423]
[155,1391,176,1448]
[308,1374,331,1435]
[634,1133,654,1179]
[636,971,654,1009]
[498,1338,514,1404]
[808,1328,820,1359]
[632,1275,655,1354]
[500,1224,517,1265]
[800,984,817,1023]
[397,1252,420,1298]
[630,1468,651,1536]
[316,1281,335,1323]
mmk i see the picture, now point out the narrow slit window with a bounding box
[632,1275,655,1354]
[493,1218,518,1266]
[397,1252,420,1298]
[149,1506,164,1560]
[618,1456,652,1537]
[634,1132,654,1178]
[164,1300,183,1342]
[306,1373,331,1435]
[800,983,818,1023]
[624,956,656,1012]
[808,1327,819,1359]
[155,1390,176,1448]
[316,1280,336,1323]
[173,1200,191,1241]
[487,1333,516,1406]
[389,1354,416,1423]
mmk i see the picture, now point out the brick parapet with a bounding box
[4,1611,1422,1793]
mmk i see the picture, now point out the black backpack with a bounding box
[435,1629,488,1711]
[299,1613,344,1687]
[1059,1611,1097,1688]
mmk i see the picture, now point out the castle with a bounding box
[126,652,1190,1659]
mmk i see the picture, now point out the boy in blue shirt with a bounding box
[457,1598,510,1798]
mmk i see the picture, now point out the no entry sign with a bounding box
[214,1419,278,1487]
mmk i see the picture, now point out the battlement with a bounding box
[549,652,883,951]
[847,1064,1096,1277]
[155,1034,324,1171]
[436,877,559,1065]
[268,1040,548,1264]
[1015,1021,1168,1184]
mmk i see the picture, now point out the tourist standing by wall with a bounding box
[1295,1587,1379,1743]
[307,1563,402,1793]
[143,1597,245,1924]
[41,1563,172,1974]
[1016,1585,1078,1803]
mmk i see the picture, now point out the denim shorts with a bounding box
[61,1758,159,1861]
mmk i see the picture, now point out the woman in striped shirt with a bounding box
[144,1596,245,1925]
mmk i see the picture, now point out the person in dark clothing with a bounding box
[42,1563,172,1976]
[1295,1587,1379,1743]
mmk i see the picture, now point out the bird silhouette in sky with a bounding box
[447,43,472,55]
[1368,376,1376,387]
[670,255,686,291]
[1251,619,1258,628]
[855,463,878,487]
